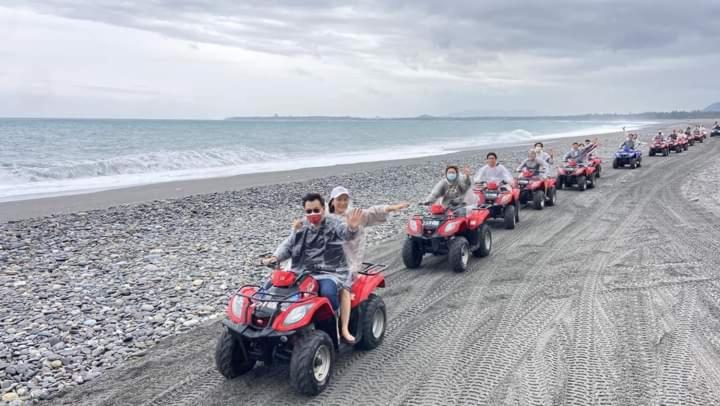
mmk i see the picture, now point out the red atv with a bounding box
[677,135,689,151]
[556,159,598,191]
[402,200,492,272]
[472,181,520,229]
[649,138,670,156]
[692,129,706,143]
[216,262,387,396]
[666,137,683,153]
[516,168,557,210]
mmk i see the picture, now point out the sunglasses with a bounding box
[305,208,322,214]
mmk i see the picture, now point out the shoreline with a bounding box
[0,122,685,222]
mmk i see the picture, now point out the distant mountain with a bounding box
[448,109,538,117]
[704,102,720,112]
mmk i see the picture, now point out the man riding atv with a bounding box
[264,193,363,343]
[474,152,514,191]
[516,150,549,177]
[620,133,636,150]
[563,142,583,162]
[422,165,472,205]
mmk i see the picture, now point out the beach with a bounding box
[2,120,720,405]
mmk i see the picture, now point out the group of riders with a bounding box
[259,121,720,344]
[261,137,604,343]
[652,123,715,144]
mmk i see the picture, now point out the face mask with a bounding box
[446,173,458,182]
[534,147,542,153]
[306,213,322,225]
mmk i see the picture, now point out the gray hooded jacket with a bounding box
[273,215,358,289]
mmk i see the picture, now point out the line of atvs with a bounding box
[403,156,602,274]
[215,126,717,396]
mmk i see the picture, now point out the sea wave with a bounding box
[0,121,654,201]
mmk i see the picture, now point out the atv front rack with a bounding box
[236,284,318,304]
[359,263,388,275]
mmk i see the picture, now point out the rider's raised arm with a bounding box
[515,159,527,172]
[461,173,472,188]
[363,205,389,227]
[332,215,359,242]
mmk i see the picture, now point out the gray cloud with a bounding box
[3,1,720,116]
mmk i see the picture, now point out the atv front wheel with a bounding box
[401,238,423,269]
[596,164,602,177]
[472,224,492,258]
[588,173,597,189]
[612,159,619,169]
[556,176,564,190]
[532,190,545,210]
[649,149,656,156]
[577,175,587,191]
[290,330,334,396]
[448,236,470,273]
[663,148,669,156]
[546,187,557,206]
[504,204,517,229]
[215,328,256,379]
[357,294,386,350]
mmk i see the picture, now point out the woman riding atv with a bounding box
[325,186,408,342]
[422,165,472,206]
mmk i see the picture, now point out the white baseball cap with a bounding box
[330,186,350,200]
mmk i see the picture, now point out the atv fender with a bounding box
[466,208,490,230]
[274,298,335,332]
[351,273,386,308]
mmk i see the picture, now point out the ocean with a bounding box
[0,118,655,201]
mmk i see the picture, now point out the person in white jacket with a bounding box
[474,152,514,191]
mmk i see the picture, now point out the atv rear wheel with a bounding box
[215,328,256,379]
[290,330,334,396]
[357,294,386,350]
[472,224,492,258]
[401,238,423,269]
[546,187,557,206]
[504,204,517,229]
[663,148,669,156]
[532,190,545,210]
[448,236,470,273]
[577,175,587,191]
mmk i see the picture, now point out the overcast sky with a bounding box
[1,1,719,119]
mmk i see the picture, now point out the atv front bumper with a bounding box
[223,319,296,340]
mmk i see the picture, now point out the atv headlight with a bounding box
[231,295,245,317]
[444,221,458,234]
[409,220,419,233]
[284,303,312,326]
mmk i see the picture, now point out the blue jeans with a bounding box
[317,279,339,311]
